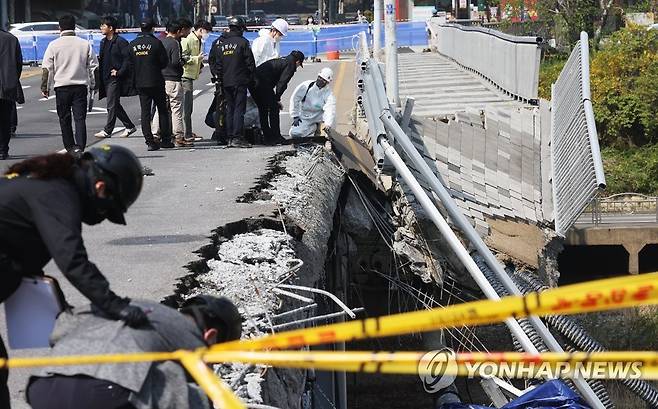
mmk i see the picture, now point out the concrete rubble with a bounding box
[178,146,345,407]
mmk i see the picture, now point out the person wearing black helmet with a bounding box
[252,50,304,145]
[209,16,256,148]
[129,18,174,151]
[26,295,242,409]
[0,145,148,408]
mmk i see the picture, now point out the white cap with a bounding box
[318,67,334,82]
[271,18,289,36]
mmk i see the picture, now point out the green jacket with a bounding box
[182,33,203,80]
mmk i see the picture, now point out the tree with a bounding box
[590,26,658,147]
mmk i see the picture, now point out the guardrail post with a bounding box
[373,0,382,60]
[383,0,399,107]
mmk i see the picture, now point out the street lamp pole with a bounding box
[0,0,8,30]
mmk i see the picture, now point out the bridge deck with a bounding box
[398,51,525,118]
[396,51,553,235]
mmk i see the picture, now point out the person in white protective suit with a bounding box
[252,18,288,67]
[288,67,336,139]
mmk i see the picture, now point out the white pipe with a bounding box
[379,137,538,354]
[373,0,382,60]
[378,113,605,409]
[383,0,399,106]
[276,284,356,319]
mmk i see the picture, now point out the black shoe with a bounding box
[160,141,175,149]
[147,143,161,151]
[217,138,228,146]
[230,138,252,148]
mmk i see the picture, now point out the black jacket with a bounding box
[161,36,184,82]
[255,55,298,101]
[209,31,255,88]
[0,170,129,314]
[208,33,227,81]
[0,29,24,103]
[129,33,168,89]
[98,34,136,100]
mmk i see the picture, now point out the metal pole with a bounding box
[383,0,399,106]
[244,0,247,16]
[379,136,538,354]
[378,112,606,409]
[24,0,30,22]
[373,0,382,60]
[207,0,212,22]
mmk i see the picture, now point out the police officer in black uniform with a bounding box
[209,16,256,148]
[207,29,229,145]
[253,50,304,145]
[129,18,173,151]
[0,145,149,407]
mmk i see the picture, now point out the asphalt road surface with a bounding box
[2,57,348,408]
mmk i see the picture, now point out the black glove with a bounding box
[117,305,149,327]
[292,117,301,127]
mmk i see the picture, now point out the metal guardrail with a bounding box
[551,31,606,235]
[426,21,542,102]
[354,29,605,408]
[578,193,658,225]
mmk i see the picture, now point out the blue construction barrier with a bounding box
[19,22,427,65]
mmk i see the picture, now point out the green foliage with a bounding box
[538,55,567,100]
[590,26,658,146]
[536,0,600,45]
[601,144,658,194]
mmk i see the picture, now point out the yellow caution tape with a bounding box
[203,350,658,380]
[179,352,246,409]
[212,271,658,351]
[0,272,655,407]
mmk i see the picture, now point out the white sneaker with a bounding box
[94,130,110,139]
[120,127,137,138]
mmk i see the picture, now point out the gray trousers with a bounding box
[103,79,135,134]
[182,78,194,137]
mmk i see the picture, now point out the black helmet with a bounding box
[83,145,143,225]
[180,295,242,343]
[228,16,246,30]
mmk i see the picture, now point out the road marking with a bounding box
[279,111,289,116]
[39,95,55,101]
[206,82,214,86]
[49,107,107,115]
[22,85,31,90]
[16,106,23,110]
[193,89,202,96]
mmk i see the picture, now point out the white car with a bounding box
[9,22,88,35]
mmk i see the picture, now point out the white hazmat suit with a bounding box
[252,19,288,67]
[288,78,336,139]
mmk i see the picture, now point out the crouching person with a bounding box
[26,295,242,409]
[288,67,336,140]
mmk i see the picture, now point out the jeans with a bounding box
[224,85,248,140]
[138,86,171,145]
[152,80,184,138]
[182,77,194,137]
[55,85,88,151]
[253,86,280,143]
[103,78,135,134]
[0,99,13,155]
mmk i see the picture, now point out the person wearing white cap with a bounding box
[252,18,288,67]
[288,67,336,139]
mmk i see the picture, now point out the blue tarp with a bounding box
[441,380,591,409]
[20,22,428,64]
